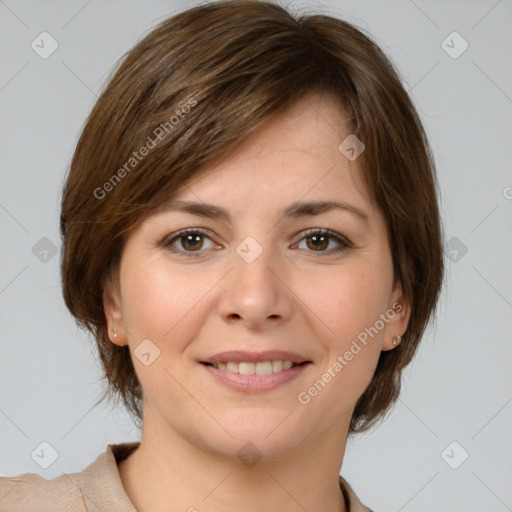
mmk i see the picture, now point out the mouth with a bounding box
[198,350,312,392]
[200,360,310,374]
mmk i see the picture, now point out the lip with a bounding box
[200,361,312,392]
[200,350,310,364]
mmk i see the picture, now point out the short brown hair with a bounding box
[60,0,445,433]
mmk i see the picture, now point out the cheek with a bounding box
[299,269,385,412]
[120,256,222,351]
[309,262,392,344]
[119,256,192,341]
[118,259,205,400]
[297,260,391,403]
[325,260,392,392]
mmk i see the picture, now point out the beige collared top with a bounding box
[0,442,374,511]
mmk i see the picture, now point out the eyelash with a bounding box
[163,227,352,257]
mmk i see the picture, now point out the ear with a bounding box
[381,284,411,352]
[103,271,128,347]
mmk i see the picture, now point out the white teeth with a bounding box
[272,360,283,372]
[239,362,255,375]
[255,361,273,375]
[209,360,300,374]
[226,362,239,372]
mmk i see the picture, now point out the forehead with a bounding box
[161,92,375,218]
[123,91,388,248]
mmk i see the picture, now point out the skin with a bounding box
[104,91,410,512]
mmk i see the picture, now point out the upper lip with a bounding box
[201,350,311,364]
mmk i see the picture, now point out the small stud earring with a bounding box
[392,334,401,346]
[113,328,118,338]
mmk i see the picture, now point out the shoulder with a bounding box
[0,442,140,512]
[0,471,85,512]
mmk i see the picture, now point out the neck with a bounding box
[118,414,349,512]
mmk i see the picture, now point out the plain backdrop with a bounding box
[1,1,511,511]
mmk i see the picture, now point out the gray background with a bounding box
[1,0,511,510]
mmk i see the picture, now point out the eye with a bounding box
[163,228,218,255]
[163,227,351,257]
[293,228,352,256]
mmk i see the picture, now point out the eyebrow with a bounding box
[156,199,370,224]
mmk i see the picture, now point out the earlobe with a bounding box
[103,278,127,346]
[109,326,127,346]
[382,295,411,351]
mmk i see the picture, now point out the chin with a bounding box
[206,409,306,459]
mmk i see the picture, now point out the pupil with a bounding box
[185,234,202,249]
[309,235,327,250]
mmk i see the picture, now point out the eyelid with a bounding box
[162,227,352,255]
[294,227,351,247]
[162,227,219,249]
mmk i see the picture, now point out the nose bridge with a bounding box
[235,234,267,266]
[218,232,292,326]
[233,232,278,294]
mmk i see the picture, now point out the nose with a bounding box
[217,238,294,330]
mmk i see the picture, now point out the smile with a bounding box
[200,360,312,392]
[203,360,306,374]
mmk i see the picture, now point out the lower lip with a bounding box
[200,363,311,392]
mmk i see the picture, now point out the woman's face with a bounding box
[105,91,410,459]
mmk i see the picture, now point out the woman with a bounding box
[0,0,444,510]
